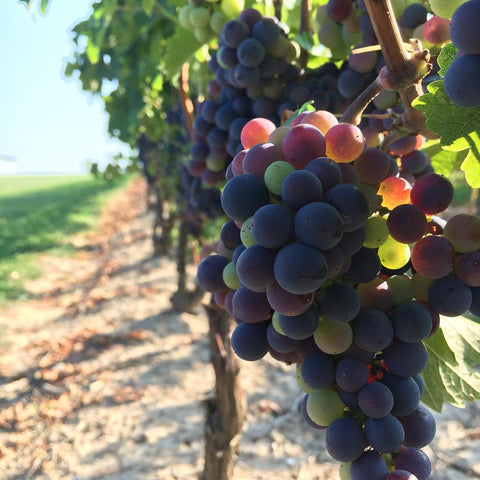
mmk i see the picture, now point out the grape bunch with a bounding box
[443,0,480,108]
[188,8,344,186]
[178,0,244,43]
[196,109,480,480]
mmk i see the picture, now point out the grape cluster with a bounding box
[188,8,343,186]
[178,0,244,43]
[443,0,480,108]
[197,109,480,480]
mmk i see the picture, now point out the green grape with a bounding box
[359,182,380,215]
[210,10,227,34]
[315,5,329,26]
[189,6,210,29]
[178,4,195,29]
[272,311,285,334]
[339,462,352,480]
[378,235,410,270]
[267,35,289,58]
[429,0,465,19]
[306,388,345,426]
[240,216,257,247]
[194,27,212,43]
[205,153,225,172]
[264,161,295,196]
[296,362,313,393]
[364,216,389,249]
[318,22,343,50]
[386,275,413,305]
[222,261,240,290]
[411,272,433,301]
[373,90,399,110]
[314,318,353,355]
[342,24,362,47]
[221,0,244,18]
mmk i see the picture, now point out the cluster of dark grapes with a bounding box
[188,8,344,186]
[443,0,480,108]
[196,109,480,480]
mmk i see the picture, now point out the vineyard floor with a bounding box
[0,178,479,480]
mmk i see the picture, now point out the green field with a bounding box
[0,174,131,302]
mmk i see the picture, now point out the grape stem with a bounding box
[273,0,282,21]
[360,0,433,135]
[340,76,384,125]
[299,0,312,71]
[179,62,195,142]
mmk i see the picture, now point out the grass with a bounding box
[0,174,132,302]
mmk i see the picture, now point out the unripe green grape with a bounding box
[189,6,210,29]
[264,161,295,196]
[179,4,195,29]
[205,153,225,172]
[386,275,413,304]
[240,216,257,247]
[306,388,345,426]
[267,35,289,58]
[272,311,285,334]
[314,318,353,354]
[315,5,329,26]
[378,235,410,270]
[296,362,313,393]
[222,262,240,290]
[373,90,399,110]
[342,24,362,47]
[194,27,213,43]
[318,22,343,50]
[285,41,299,62]
[429,0,465,19]
[221,0,244,18]
[364,216,389,248]
[210,10,227,34]
[339,462,352,480]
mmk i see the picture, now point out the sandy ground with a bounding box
[0,178,479,480]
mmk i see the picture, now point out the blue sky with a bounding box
[0,1,130,174]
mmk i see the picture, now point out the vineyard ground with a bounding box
[0,178,479,480]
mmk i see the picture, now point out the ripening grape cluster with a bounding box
[196,110,480,480]
[443,0,480,108]
[188,8,345,186]
[178,0,245,43]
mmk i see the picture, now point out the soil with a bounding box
[0,178,479,480]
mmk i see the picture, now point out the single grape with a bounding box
[449,0,480,54]
[326,417,367,462]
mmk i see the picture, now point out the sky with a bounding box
[0,1,131,174]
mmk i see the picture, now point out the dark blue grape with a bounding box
[450,0,480,55]
[444,54,480,108]
[358,382,394,418]
[391,301,432,343]
[278,306,319,340]
[350,450,388,480]
[427,275,472,317]
[382,339,428,378]
[266,322,298,353]
[326,417,367,462]
[301,352,336,389]
[231,321,269,361]
[398,405,436,448]
[352,309,394,353]
[221,174,270,222]
[346,247,381,283]
[232,286,271,323]
[236,245,276,292]
[336,357,368,392]
[319,282,361,323]
[381,373,421,416]
[197,255,229,292]
[252,204,294,249]
[394,447,432,480]
[273,243,327,294]
[365,414,405,453]
[281,170,323,211]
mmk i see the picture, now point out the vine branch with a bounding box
[178,63,195,142]
[364,0,432,134]
[299,0,312,71]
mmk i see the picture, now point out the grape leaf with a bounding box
[437,43,458,78]
[163,28,201,79]
[423,316,480,412]
[421,140,467,177]
[413,80,480,187]
[461,149,480,193]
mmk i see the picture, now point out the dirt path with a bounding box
[0,178,479,480]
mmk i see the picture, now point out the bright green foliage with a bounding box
[423,317,480,412]
[414,42,480,187]
[413,81,480,187]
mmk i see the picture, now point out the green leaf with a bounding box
[421,140,467,177]
[413,80,480,152]
[283,101,315,126]
[423,316,480,412]
[163,28,201,79]
[141,0,155,14]
[461,149,480,188]
[293,32,315,51]
[86,41,100,65]
[437,43,458,78]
